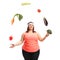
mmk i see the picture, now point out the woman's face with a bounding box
[28,23,34,30]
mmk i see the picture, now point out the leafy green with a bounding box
[14,14,23,21]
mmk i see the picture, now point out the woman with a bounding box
[10,21,49,60]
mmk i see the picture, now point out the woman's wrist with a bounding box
[43,33,49,40]
[12,44,15,46]
[46,33,49,37]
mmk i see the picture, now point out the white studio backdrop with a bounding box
[0,0,60,60]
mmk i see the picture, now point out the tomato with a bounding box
[9,36,13,41]
[37,9,41,13]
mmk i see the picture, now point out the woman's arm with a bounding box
[14,34,24,46]
[37,32,49,41]
[10,33,24,48]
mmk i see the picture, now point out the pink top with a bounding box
[22,32,40,52]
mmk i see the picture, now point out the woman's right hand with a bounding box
[9,44,15,48]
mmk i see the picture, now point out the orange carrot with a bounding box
[11,18,14,25]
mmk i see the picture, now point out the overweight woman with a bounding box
[10,22,49,60]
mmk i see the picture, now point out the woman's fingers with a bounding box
[9,44,14,48]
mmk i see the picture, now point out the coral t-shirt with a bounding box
[22,32,40,52]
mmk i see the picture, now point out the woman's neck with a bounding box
[29,30,33,33]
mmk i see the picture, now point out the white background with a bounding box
[0,0,60,60]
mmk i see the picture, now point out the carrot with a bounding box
[11,18,14,25]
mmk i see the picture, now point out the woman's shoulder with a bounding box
[21,32,26,37]
[35,32,40,35]
[33,31,37,34]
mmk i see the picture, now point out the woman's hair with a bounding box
[26,22,36,33]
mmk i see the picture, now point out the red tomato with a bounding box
[9,36,13,41]
[37,9,41,13]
